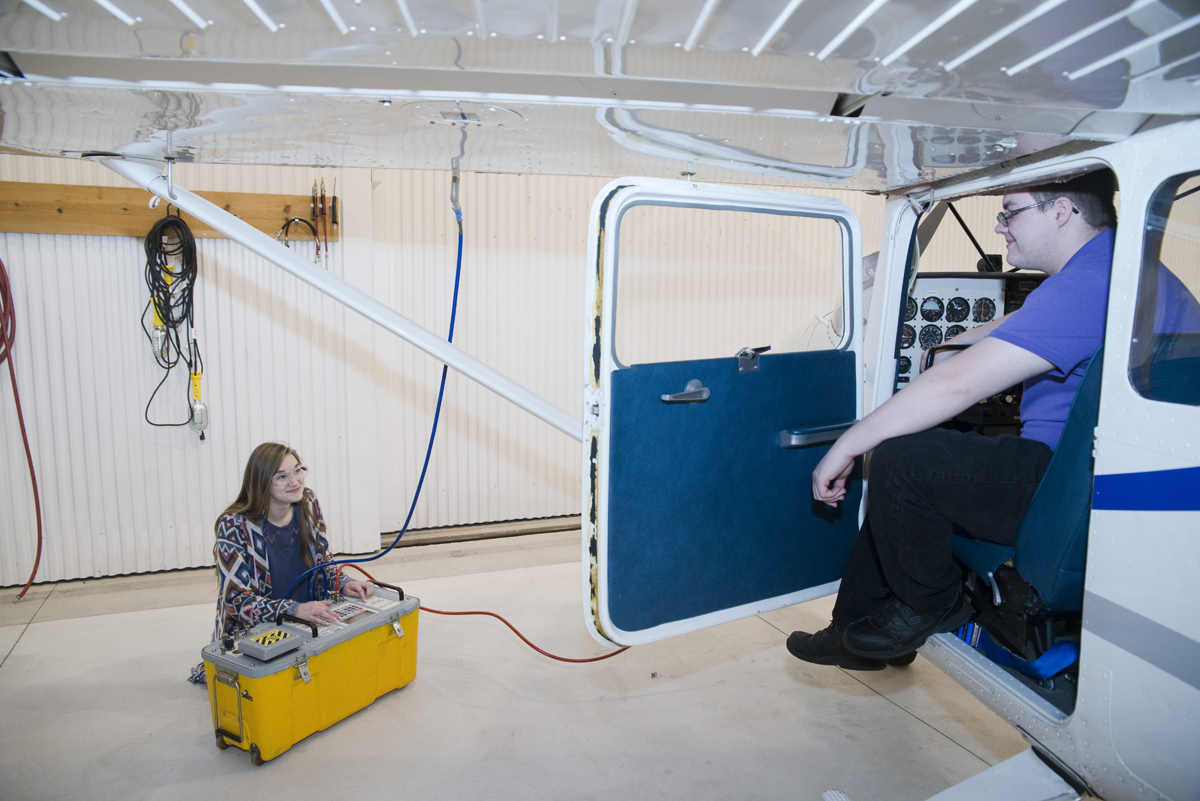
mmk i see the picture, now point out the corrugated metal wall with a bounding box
[1,154,909,585]
[0,157,381,585]
[0,156,614,584]
[369,170,603,530]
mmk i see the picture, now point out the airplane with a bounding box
[1,0,1197,798]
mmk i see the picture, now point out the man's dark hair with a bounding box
[1027,170,1117,231]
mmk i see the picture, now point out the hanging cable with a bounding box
[275,161,627,657]
[276,216,320,264]
[339,564,630,664]
[284,166,466,604]
[141,212,206,437]
[0,255,44,602]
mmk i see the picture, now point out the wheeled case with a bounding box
[202,584,419,764]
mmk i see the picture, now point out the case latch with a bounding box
[293,655,312,683]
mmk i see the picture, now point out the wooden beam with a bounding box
[0,181,339,241]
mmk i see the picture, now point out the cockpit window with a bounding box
[1129,172,1200,406]
[614,204,847,365]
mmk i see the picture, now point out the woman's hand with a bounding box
[342,580,374,600]
[295,600,339,625]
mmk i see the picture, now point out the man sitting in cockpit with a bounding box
[788,171,1199,670]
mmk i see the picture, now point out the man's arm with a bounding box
[813,337,1053,507]
[919,311,1015,372]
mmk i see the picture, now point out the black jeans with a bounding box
[831,428,1054,630]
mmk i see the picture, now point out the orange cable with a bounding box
[338,563,630,664]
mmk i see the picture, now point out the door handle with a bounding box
[662,379,710,404]
[779,422,853,447]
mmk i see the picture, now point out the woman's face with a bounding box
[268,453,306,508]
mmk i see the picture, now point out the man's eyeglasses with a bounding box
[272,466,308,485]
[996,199,1056,227]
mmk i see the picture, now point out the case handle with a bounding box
[276,612,319,638]
[371,580,406,601]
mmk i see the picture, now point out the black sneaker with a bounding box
[786,624,888,671]
[885,650,919,667]
[843,594,973,660]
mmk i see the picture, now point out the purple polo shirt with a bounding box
[989,230,1113,450]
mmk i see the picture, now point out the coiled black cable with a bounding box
[141,212,203,427]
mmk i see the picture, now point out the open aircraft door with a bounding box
[583,178,865,647]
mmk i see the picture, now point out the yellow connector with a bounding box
[191,372,202,402]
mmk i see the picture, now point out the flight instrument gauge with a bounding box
[946,297,970,323]
[945,324,967,339]
[973,297,997,323]
[920,297,945,322]
[898,356,911,375]
[900,324,915,349]
[919,325,943,350]
[905,297,917,322]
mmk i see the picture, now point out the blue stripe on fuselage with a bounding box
[1092,465,1200,511]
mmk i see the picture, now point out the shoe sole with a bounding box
[845,599,974,660]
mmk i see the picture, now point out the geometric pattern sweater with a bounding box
[188,488,339,685]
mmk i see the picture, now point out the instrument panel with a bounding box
[896,272,1044,435]
[897,274,1004,385]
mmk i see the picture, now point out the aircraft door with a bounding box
[583,179,864,647]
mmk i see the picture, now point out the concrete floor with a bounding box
[0,530,1035,801]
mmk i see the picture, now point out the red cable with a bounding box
[339,564,630,664]
[0,256,43,601]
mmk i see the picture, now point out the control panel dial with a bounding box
[972,297,997,323]
[946,297,970,323]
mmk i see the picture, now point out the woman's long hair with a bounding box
[216,442,323,568]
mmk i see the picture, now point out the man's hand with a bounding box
[810,336,1053,507]
[813,443,856,508]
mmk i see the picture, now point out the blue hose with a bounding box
[285,207,465,603]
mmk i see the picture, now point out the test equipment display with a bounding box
[202,584,419,765]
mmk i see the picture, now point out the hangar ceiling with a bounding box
[1,0,1197,189]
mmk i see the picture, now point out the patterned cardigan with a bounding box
[189,488,339,685]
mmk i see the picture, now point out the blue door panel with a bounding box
[607,350,862,632]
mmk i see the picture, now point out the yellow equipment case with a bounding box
[202,584,419,764]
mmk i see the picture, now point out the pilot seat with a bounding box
[949,346,1104,682]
